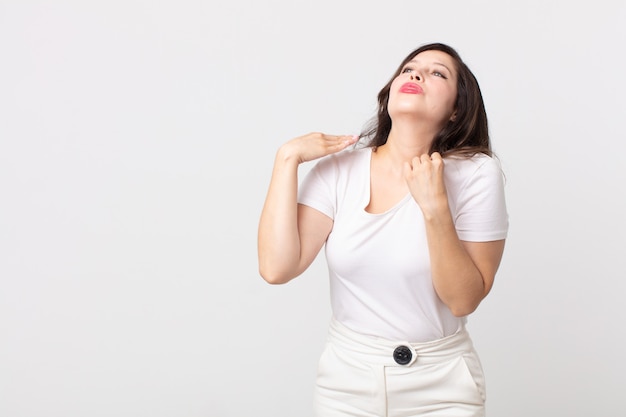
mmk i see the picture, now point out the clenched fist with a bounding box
[403,152,449,217]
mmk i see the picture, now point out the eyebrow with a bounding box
[407,59,453,74]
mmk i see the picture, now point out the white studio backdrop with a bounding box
[1,1,625,416]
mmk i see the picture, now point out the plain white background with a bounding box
[1,1,625,416]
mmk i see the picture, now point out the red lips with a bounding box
[399,82,423,94]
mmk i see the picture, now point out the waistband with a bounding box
[327,317,475,367]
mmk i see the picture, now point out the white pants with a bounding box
[314,318,486,417]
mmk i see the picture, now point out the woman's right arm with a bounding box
[257,132,357,284]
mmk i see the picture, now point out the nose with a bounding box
[410,74,421,81]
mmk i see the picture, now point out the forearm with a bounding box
[258,149,302,284]
[423,205,486,317]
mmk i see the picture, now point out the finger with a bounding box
[319,133,341,141]
[319,135,358,155]
[319,133,351,140]
[339,134,359,145]
[430,152,444,166]
[319,134,354,144]
[333,134,359,148]
[430,153,445,172]
[307,133,342,145]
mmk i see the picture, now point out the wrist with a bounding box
[421,197,452,223]
[276,144,303,165]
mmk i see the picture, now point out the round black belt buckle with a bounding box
[393,345,412,365]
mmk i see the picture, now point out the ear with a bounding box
[449,110,457,122]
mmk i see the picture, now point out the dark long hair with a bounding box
[361,43,491,157]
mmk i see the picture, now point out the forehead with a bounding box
[407,50,457,73]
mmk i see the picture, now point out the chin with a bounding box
[388,106,423,120]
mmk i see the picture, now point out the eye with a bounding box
[432,71,447,79]
[401,66,413,74]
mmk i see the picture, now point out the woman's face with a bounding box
[388,50,459,128]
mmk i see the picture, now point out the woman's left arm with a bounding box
[404,152,506,317]
[425,227,505,317]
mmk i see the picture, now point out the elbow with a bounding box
[448,298,482,317]
[258,251,305,285]
[258,265,294,285]
[447,281,492,317]
[450,304,477,318]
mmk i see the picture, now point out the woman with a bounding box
[258,43,508,416]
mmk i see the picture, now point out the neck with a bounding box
[379,118,438,163]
